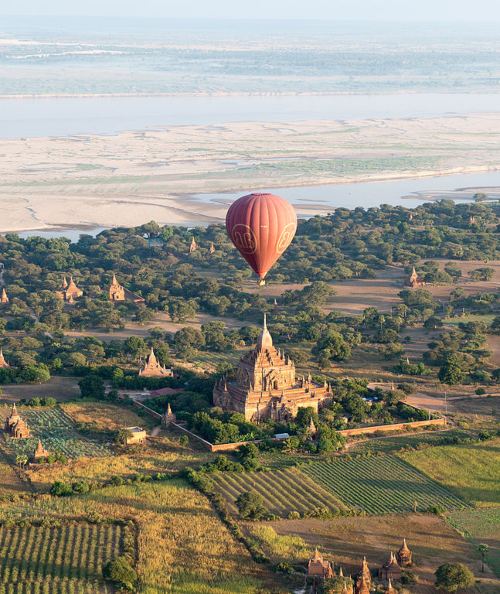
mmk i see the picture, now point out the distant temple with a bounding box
[356,557,372,594]
[189,237,198,253]
[33,439,50,462]
[108,273,145,303]
[307,548,334,581]
[55,275,83,303]
[209,242,216,254]
[378,552,402,582]
[0,288,9,304]
[3,404,31,438]
[162,403,176,426]
[406,267,424,288]
[384,579,396,594]
[0,349,10,369]
[213,314,332,421]
[396,539,412,567]
[138,348,173,378]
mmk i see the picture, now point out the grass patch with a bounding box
[246,525,310,564]
[447,508,500,578]
[350,429,471,454]
[302,455,467,514]
[400,438,500,507]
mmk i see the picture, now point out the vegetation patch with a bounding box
[447,508,500,578]
[302,455,467,514]
[400,438,500,507]
[209,467,348,518]
[4,407,112,460]
[0,520,132,593]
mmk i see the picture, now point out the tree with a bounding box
[78,374,105,399]
[435,563,474,592]
[438,354,465,385]
[477,544,489,573]
[103,556,137,591]
[235,491,267,520]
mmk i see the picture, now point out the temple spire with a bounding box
[256,313,273,351]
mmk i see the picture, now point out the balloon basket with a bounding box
[257,279,266,286]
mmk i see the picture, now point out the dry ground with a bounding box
[0,375,80,402]
[62,401,154,431]
[266,514,498,594]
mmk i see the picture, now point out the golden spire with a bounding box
[0,288,9,303]
[0,349,9,368]
[256,313,273,351]
[62,275,68,289]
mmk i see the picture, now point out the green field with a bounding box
[302,455,467,514]
[209,468,347,518]
[350,429,471,454]
[400,439,500,507]
[0,521,129,593]
[5,407,112,459]
[447,508,500,578]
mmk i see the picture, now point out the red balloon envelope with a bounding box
[226,193,297,283]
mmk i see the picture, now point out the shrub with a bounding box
[103,555,137,591]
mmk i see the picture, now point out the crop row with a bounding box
[210,468,346,517]
[302,456,467,514]
[0,577,111,593]
[0,523,125,586]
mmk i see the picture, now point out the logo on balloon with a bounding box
[231,224,257,255]
[276,223,296,254]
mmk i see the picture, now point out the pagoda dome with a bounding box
[256,313,273,351]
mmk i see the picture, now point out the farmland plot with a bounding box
[5,407,112,459]
[302,456,467,514]
[210,468,347,517]
[0,521,129,593]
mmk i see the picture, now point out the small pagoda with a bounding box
[355,557,372,594]
[0,349,10,369]
[56,274,83,302]
[138,348,173,378]
[307,548,334,581]
[378,552,401,582]
[189,237,198,254]
[162,403,176,426]
[396,539,412,566]
[0,288,9,304]
[209,242,216,254]
[108,273,145,303]
[33,439,50,462]
[406,267,424,288]
[4,404,31,439]
[213,314,332,421]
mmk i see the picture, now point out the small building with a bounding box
[108,273,145,303]
[307,548,334,581]
[406,267,424,288]
[396,539,412,566]
[378,552,401,582]
[0,349,10,369]
[56,274,83,302]
[0,288,9,304]
[32,439,50,462]
[4,404,31,438]
[124,426,147,445]
[138,348,173,378]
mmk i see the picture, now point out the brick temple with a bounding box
[213,314,332,421]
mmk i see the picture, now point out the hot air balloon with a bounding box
[226,192,297,285]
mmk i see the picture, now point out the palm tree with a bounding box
[478,544,489,573]
[15,454,28,468]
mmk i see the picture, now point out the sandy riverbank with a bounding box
[0,113,499,232]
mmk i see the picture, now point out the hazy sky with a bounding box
[3,0,500,21]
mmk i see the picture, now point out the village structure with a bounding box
[406,267,425,288]
[307,541,413,593]
[3,404,31,439]
[138,348,173,378]
[108,273,145,303]
[1,288,9,304]
[124,426,147,445]
[55,275,84,303]
[213,315,332,421]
